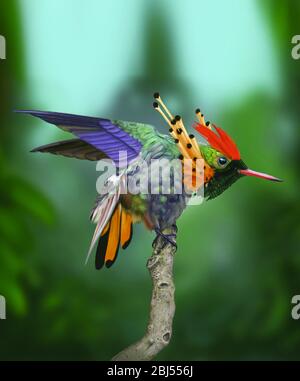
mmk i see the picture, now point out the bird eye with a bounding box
[217,156,228,167]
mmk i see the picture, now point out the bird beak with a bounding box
[238,169,282,182]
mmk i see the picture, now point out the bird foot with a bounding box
[153,226,177,252]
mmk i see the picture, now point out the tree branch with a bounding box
[112,226,177,361]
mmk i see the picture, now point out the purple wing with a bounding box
[16,110,142,166]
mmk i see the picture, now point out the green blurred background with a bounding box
[0,0,299,360]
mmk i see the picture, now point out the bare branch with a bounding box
[112,226,177,361]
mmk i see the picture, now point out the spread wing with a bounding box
[17,110,143,166]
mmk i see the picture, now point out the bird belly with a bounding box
[121,192,189,230]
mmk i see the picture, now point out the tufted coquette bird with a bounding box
[16,93,282,269]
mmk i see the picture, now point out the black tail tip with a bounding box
[153,92,160,99]
[105,260,114,269]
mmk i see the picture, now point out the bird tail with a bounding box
[95,204,133,269]
[86,172,133,269]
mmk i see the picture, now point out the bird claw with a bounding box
[153,227,177,252]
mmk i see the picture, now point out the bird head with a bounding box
[194,122,282,200]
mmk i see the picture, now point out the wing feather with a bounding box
[31,138,108,161]
[16,110,142,165]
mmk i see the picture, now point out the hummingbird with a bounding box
[17,93,282,269]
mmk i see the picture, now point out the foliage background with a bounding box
[0,0,299,360]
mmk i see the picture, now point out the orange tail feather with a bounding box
[95,205,133,269]
[120,209,133,249]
